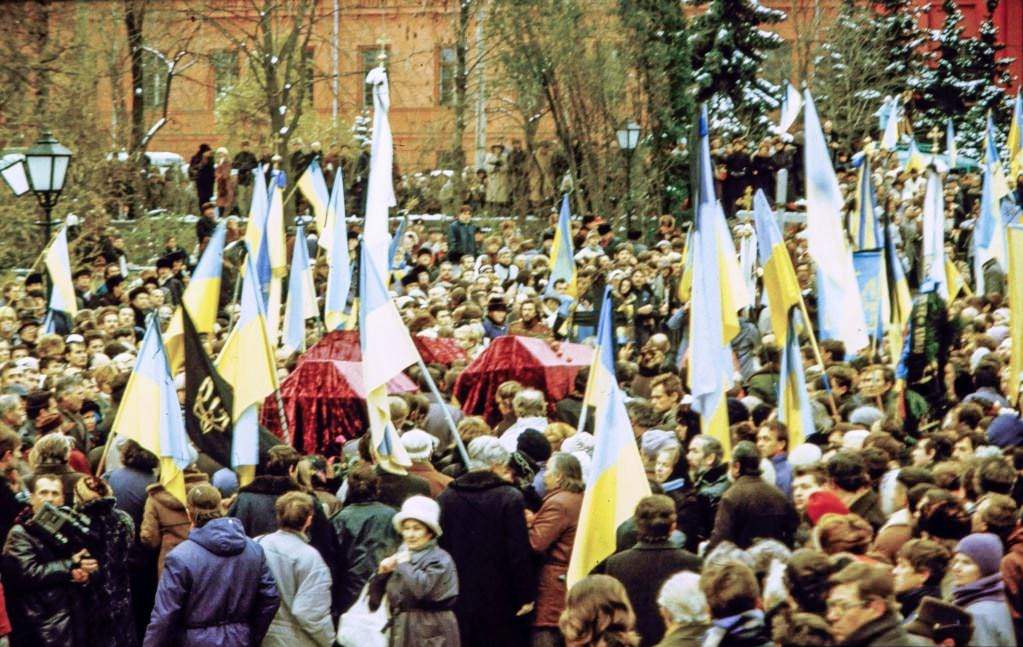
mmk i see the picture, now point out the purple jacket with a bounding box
[143,517,280,647]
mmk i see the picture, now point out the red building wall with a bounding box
[919,0,1022,91]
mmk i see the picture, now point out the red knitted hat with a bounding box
[806,490,850,526]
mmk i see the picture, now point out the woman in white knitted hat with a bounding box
[374,495,460,646]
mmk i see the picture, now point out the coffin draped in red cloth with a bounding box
[261,359,416,455]
[452,335,592,426]
[301,329,467,365]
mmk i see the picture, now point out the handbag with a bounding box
[336,581,390,647]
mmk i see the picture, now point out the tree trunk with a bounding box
[124,0,146,157]
[449,0,470,213]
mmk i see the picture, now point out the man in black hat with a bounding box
[483,297,509,340]
[905,596,973,647]
[155,257,184,306]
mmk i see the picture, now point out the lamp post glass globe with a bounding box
[25,131,72,243]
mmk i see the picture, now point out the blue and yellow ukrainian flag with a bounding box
[777,309,815,449]
[111,315,196,504]
[165,221,226,372]
[1007,225,1023,401]
[752,189,802,347]
[549,194,577,296]
[975,164,1008,295]
[850,155,881,250]
[44,224,77,319]
[1009,92,1022,184]
[282,225,318,353]
[689,105,740,456]
[296,158,330,235]
[216,251,279,485]
[243,165,269,264]
[882,214,912,366]
[567,287,650,586]
[359,235,416,474]
[360,64,415,475]
[986,112,1012,202]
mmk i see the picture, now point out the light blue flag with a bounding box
[323,162,352,330]
[946,119,958,168]
[852,249,885,339]
[388,214,409,272]
[282,224,318,353]
[921,169,949,299]
[549,194,577,295]
[975,167,1007,294]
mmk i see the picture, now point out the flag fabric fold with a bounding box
[1010,92,1022,183]
[296,158,330,235]
[165,221,227,372]
[777,309,816,449]
[44,224,78,319]
[975,164,1007,295]
[946,119,958,169]
[778,81,803,133]
[689,105,740,455]
[549,194,577,296]
[216,252,279,485]
[1008,225,1023,402]
[921,168,949,299]
[282,225,318,353]
[567,287,650,586]
[803,90,869,353]
[752,190,802,347]
[111,315,196,504]
[851,154,881,250]
[361,64,415,475]
[324,164,352,330]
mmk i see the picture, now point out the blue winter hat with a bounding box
[955,533,1004,577]
[986,412,1023,448]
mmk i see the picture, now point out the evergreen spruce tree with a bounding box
[915,0,1012,152]
[619,0,694,215]
[688,0,785,135]
[870,0,927,92]
[961,0,1013,145]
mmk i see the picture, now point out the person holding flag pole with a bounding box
[566,286,650,587]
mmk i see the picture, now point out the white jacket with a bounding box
[258,529,335,647]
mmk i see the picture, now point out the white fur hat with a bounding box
[393,495,442,538]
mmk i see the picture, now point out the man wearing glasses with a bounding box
[826,562,921,646]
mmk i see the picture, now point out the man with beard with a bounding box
[508,299,551,339]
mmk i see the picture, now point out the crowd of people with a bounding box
[0,113,1021,647]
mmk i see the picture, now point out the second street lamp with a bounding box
[616,120,641,233]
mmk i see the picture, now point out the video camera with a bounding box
[31,502,93,556]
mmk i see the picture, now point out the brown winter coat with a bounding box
[408,462,453,498]
[139,471,210,573]
[1001,524,1023,621]
[528,487,583,627]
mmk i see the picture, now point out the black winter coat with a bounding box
[77,497,137,647]
[438,470,536,647]
[707,475,798,550]
[601,541,702,646]
[675,463,730,552]
[2,511,85,647]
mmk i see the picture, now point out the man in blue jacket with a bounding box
[144,484,280,647]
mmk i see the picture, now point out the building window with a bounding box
[141,50,167,109]
[439,46,457,106]
[361,46,389,107]
[211,49,239,98]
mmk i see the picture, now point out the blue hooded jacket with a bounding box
[144,516,280,647]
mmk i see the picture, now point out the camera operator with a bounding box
[2,474,97,647]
